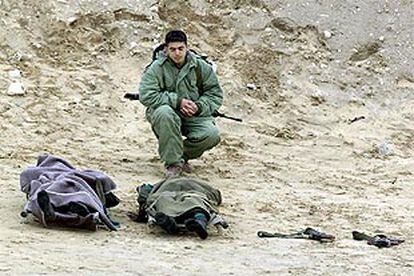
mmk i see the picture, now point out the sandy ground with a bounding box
[1,0,414,275]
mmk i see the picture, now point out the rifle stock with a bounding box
[124,93,242,122]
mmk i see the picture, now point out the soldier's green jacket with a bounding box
[139,51,223,117]
[146,177,222,221]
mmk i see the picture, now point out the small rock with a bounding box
[67,16,78,25]
[129,41,138,50]
[310,90,326,105]
[149,5,158,12]
[0,99,12,113]
[377,141,393,156]
[323,30,332,39]
[32,42,42,49]
[8,69,21,79]
[10,52,23,61]
[246,83,257,90]
[7,82,26,96]
[378,36,385,42]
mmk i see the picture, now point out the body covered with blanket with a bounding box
[20,154,119,230]
[136,177,227,239]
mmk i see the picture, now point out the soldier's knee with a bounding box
[152,105,178,122]
[205,127,220,147]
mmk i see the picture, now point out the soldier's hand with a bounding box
[180,99,198,117]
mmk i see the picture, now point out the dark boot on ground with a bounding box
[154,212,178,234]
[68,201,90,217]
[185,212,208,240]
[37,190,56,220]
[105,192,120,208]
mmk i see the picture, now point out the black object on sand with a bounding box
[352,231,404,248]
[257,227,335,243]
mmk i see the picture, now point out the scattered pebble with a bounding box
[149,6,158,13]
[32,42,42,49]
[7,82,26,96]
[10,52,23,62]
[246,83,257,90]
[67,16,78,24]
[377,141,394,156]
[8,69,21,79]
[323,30,332,39]
[129,41,138,50]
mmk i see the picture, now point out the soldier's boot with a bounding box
[37,190,56,221]
[154,212,178,234]
[68,202,90,217]
[185,212,208,240]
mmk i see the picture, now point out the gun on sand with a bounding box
[257,227,336,243]
[124,93,243,122]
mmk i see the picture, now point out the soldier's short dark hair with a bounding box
[165,30,187,45]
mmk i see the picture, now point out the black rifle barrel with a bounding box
[124,93,243,122]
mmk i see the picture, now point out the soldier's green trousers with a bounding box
[147,105,221,166]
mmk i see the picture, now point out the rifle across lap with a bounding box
[124,93,243,122]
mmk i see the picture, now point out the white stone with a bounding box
[8,69,21,79]
[67,16,78,24]
[7,82,26,96]
[129,41,138,50]
[33,42,42,49]
[246,83,257,90]
[379,36,385,42]
[323,30,332,39]
[377,141,393,156]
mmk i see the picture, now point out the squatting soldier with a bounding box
[139,30,223,178]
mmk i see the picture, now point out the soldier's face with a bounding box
[166,42,187,66]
